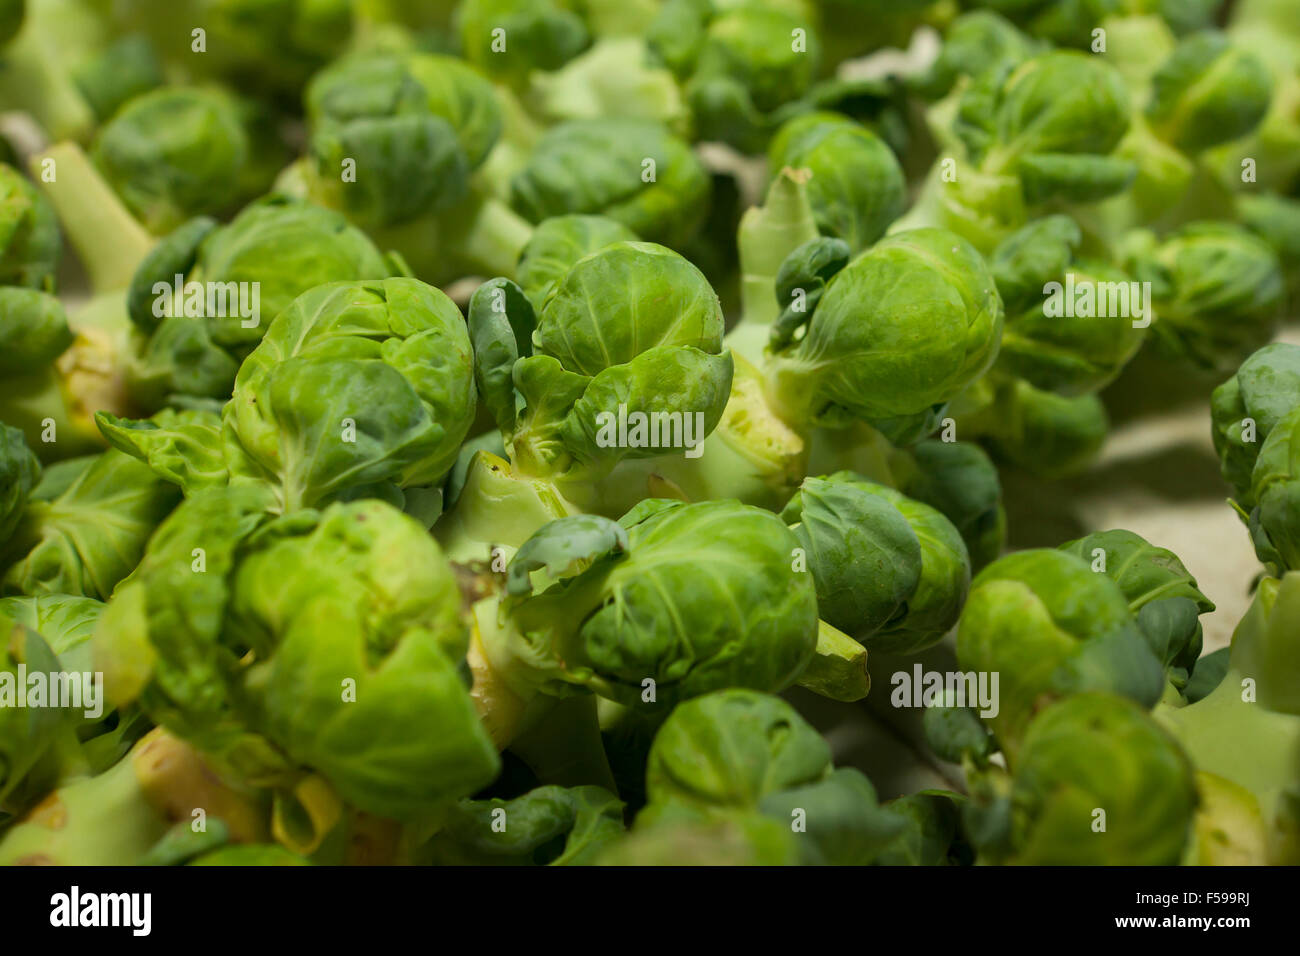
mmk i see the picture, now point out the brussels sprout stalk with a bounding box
[0,728,268,865]
[31,142,154,297]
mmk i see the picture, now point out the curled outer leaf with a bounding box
[506,514,628,598]
[468,277,535,435]
[126,217,219,333]
[769,236,851,351]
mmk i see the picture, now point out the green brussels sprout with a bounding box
[956,548,1166,757]
[1158,572,1300,863]
[898,51,1136,252]
[0,445,179,600]
[765,228,1003,440]
[631,690,906,865]
[780,474,971,653]
[1146,31,1274,154]
[1059,529,1215,697]
[426,785,625,865]
[70,34,164,122]
[514,214,639,311]
[477,501,817,715]
[91,88,251,235]
[768,112,905,253]
[1236,192,1300,304]
[912,10,1039,100]
[439,242,732,558]
[100,277,478,514]
[1127,223,1284,374]
[989,215,1147,395]
[644,0,821,151]
[1211,343,1300,510]
[894,439,1007,572]
[875,790,972,866]
[971,693,1197,865]
[0,288,72,378]
[457,0,591,85]
[510,118,711,248]
[124,196,396,410]
[976,379,1110,478]
[1247,404,1300,572]
[0,163,60,290]
[302,51,504,230]
[94,489,499,822]
[0,422,40,544]
[112,0,354,100]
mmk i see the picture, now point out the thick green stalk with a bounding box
[31,142,154,295]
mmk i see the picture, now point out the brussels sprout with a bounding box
[1211,342,1300,510]
[1126,223,1284,374]
[476,501,817,718]
[1236,192,1300,304]
[0,422,40,544]
[91,87,251,234]
[425,785,624,865]
[111,0,354,100]
[956,548,1166,757]
[457,0,591,85]
[514,214,640,311]
[1146,31,1274,154]
[93,489,499,822]
[123,196,396,410]
[781,474,971,653]
[0,444,179,600]
[969,378,1110,479]
[1158,572,1300,863]
[627,690,906,865]
[989,215,1147,395]
[301,51,503,230]
[897,51,1136,252]
[644,0,822,151]
[876,790,972,866]
[1247,404,1300,573]
[768,112,905,253]
[968,693,1196,865]
[100,277,477,514]
[438,242,732,557]
[765,228,1003,438]
[893,439,1007,572]
[510,118,711,248]
[1059,529,1215,696]
[0,163,60,290]
[911,10,1039,100]
[70,33,164,122]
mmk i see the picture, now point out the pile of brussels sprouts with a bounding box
[1,0,1299,866]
